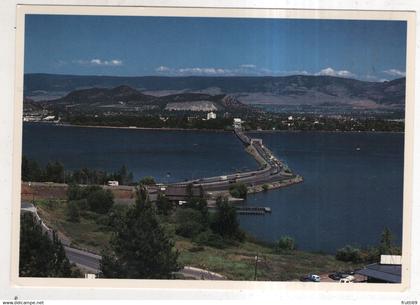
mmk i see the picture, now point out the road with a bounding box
[165,127,298,198]
[21,202,225,280]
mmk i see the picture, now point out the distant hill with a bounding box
[24,73,405,110]
[42,85,253,113]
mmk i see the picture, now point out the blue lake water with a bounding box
[22,123,404,253]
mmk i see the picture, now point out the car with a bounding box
[299,275,311,282]
[309,274,321,282]
[339,275,355,283]
[300,274,320,282]
[328,272,342,281]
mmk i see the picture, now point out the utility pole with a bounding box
[254,253,259,281]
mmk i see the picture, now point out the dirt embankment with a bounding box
[21,182,136,204]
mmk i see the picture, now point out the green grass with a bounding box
[35,199,111,253]
[175,238,362,281]
[35,200,362,280]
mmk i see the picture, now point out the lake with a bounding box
[22,123,404,253]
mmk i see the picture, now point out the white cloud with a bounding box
[155,66,234,76]
[240,64,256,69]
[154,65,313,77]
[383,69,406,77]
[155,65,356,78]
[156,66,171,72]
[74,58,123,67]
[178,67,232,75]
[316,67,355,78]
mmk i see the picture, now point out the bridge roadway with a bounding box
[165,127,294,197]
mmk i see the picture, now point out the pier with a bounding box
[235,206,272,215]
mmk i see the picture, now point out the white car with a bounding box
[309,274,320,282]
[339,276,355,283]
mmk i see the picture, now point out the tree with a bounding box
[21,156,43,182]
[183,197,209,225]
[276,235,296,252]
[139,176,156,186]
[115,165,133,185]
[229,182,248,199]
[100,186,180,279]
[87,188,114,214]
[379,227,393,255]
[336,245,363,263]
[19,212,79,277]
[66,201,80,222]
[211,196,242,240]
[67,183,83,201]
[175,208,206,238]
[155,194,172,215]
[186,183,194,199]
[45,161,65,183]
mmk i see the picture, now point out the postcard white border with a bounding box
[1,1,418,302]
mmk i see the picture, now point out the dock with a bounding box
[235,206,272,215]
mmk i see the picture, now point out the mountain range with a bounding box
[24,73,406,111]
[37,85,253,114]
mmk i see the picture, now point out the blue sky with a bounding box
[24,15,407,81]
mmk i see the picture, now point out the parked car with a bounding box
[309,274,320,282]
[328,272,342,281]
[339,275,355,283]
[300,274,320,282]
[299,275,311,282]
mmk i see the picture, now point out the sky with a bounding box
[24,15,407,81]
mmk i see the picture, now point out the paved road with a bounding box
[169,127,294,194]
[21,202,225,280]
[64,246,101,273]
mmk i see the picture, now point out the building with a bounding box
[207,112,216,120]
[107,180,119,187]
[355,255,402,283]
[233,118,242,128]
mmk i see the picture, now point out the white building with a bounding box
[233,118,242,128]
[107,180,119,187]
[207,112,217,120]
[43,115,56,121]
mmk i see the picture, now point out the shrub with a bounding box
[155,194,173,215]
[96,214,111,227]
[193,230,226,249]
[66,201,80,222]
[175,208,206,238]
[139,176,156,185]
[262,184,269,192]
[67,183,83,201]
[336,245,363,263]
[210,197,242,240]
[275,235,296,252]
[87,189,114,214]
[229,182,248,199]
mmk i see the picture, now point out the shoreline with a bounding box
[25,121,405,134]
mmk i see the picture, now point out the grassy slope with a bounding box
[35,199,362,281]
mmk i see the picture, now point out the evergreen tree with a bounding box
[155,194,172,215]
[21,156,43,182]
[19,213,78,277]
[86,188,114,214]
[211,196,242,240]
[100,186,180,279]
[379,227,393,255]
[45,161,65,183]
[66,201,80,222]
